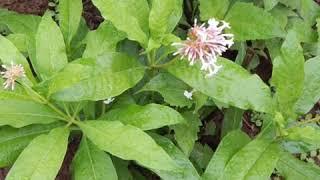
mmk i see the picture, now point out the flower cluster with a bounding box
[1,62,25,90]
[172,18,234,77]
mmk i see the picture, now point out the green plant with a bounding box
[0,0,320,179]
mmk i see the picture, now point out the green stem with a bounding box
[151,58,178,69]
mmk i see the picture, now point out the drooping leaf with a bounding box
[72,137,118,180]
[221,107,244,137]
[173,112,201,156]
[271,31,304,119]
[83,21,126,58]
[78,120,177,171]
[167,57,273,113]
[0,122,64,167]
[59,0,83,46]
[277,151,320,179]
[139,73,192,107]
[202,130,251,180]
[35,13,68,80]
[149,0,183,39]
[0,35,35,84]
[225,2,285,41]
[6,127,69,180]
[48,53,145,101]
[150,134,200,180]
[199,0,230,20]
[91,0,150,46]
[295,56,320,114]
[100,103,185,130]
[0,90,64,127]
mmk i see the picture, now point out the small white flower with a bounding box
[103,97,115,104]
[172,18,234,77]
[184,90,193,100]
[1,62,25,90]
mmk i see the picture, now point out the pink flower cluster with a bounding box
[1,62,25,90]
[172,18,234,77]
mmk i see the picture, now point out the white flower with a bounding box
[184,90,193,100]
[172,18,234,77]
[103,97,115,104]
[1,62,25,90]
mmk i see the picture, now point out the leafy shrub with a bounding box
[0,0,320,179]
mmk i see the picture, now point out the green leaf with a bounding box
[167,57,273,113]
[287,17,317,43]
[7,33,28,53]
[112,157,133,180]
[139,73,192,107]
[173,112,201,156]
[91,0,149,46]
[59,0,83,46]
[78,120,177,171]
[225,2,285,41]
[0,9,40,36]
[202,130,251,180]
[150,134,200,180]
[220,128,280,180]
[221,107,244,137]
[48,53,145,101]
[285,126,320,148]
[149,0,183,39]
[300,0,320,25]
[295,56,320,114]
[0,91,63,127]
[263,0,278,11]
[0,122,63,167]
[277,151,320,180]
[72,137,117,180]
[199,0,230,20]
[271,31,304,119]
[6,127,69,180]
[35,13,68,80]
[100,103,185,130]
[83,21,126,58]
[0,35,36,84]
[190,143,214,171]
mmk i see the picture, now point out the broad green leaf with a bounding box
[149,0,183,39]
[202,130,250,180]
[139,73,192,107]
[220,133,280,179]
[7,33,28,53]
[300,0,320,25]
[0,122,63,167]
[59,0,83,46]
[0,35,35,84]
[199,0,230,20]
[150,134,200,180]
[173,112,201,156]
[277,151,320,180]
[225,2,285,41]
[0,9,40,36]
[285,126,320,148]
[271,31,304,119]
[91,0,149,46]
[48,53,145,101]
[72,137,117,180]
[0,91,63,127]
[278,0,300,9]
[100,103,185,130]
[287,18,317,43]
[269,5,296,30]
[221,107,244,137]
[167,57,273,113]
[78,120,177,171]
[83,21,126,58]
[190,143,214,171]
[112,157,133,180]
[6,127,69,180]
[295,56,320,114]
[263,0,278,11]
[36,13,68,80]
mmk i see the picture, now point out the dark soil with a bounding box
[0,0,48,15]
